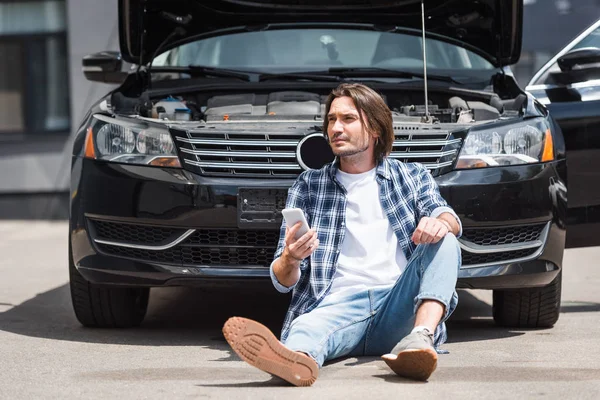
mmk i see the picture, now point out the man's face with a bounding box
[326,96,375,158]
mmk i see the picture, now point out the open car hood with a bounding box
[119,0,522,67]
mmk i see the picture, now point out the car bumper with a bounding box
[70,157,567,290]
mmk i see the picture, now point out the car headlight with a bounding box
[83,114,181,167]
[455,118,555,169]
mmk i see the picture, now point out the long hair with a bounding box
[323,83,394,163]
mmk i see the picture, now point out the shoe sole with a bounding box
[222,316,318,387]
[381,348,438,381]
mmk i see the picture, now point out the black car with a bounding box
[526,18,600,249]
[70,0,586,330]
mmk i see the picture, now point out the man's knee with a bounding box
[439,232,460,250]
[417,233,459,254]
[418,234,461,270]
[433,233,460,258]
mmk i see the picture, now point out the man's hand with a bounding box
[411,216,451,245]
[273,222,319,289]
[283,222,319,262]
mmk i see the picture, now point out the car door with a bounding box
[526,20,600,248]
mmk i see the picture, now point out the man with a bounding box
[222,83,462,386]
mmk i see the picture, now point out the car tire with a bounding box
[69,242,149,328]
[492,272,562,328]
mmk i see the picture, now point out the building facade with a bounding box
[0,0,118,218]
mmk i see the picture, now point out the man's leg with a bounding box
[223,316,319,387]
[412,300,444,333]
[283,289,373,367]
[365,234,461,380]
[223,289,372,386]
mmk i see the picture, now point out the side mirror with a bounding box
[82,51,128,83]
[549,47,600,85]
[557,47,600,71]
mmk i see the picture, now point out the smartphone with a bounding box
[281,208,311,239]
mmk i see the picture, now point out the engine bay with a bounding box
[111,87,526,126]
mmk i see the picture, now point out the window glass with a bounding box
[0,1,69,135]
[572,27,600,50]
[156,29,494,72]
[0,42,24,132]
[0,1,66,35]
[532,26,600,85]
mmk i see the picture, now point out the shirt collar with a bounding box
[327,157,340,180]
[327,157,391,181]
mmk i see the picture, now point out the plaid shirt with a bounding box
[269,157,462,348]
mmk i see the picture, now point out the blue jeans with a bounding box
[282,234,461,367]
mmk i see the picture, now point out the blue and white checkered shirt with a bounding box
[270,157,462,349]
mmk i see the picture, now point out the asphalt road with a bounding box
[1,221,599,399]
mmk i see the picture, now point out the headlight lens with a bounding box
[456,119,554,169]
[136,130,175,155]
[96,124,136,155]
[85,115,181,167]
[504,125,544,156]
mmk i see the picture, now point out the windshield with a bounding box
[153,29,495,74]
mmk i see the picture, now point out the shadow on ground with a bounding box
[1,284,598,352]
[0,283,289,349]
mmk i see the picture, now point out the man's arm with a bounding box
[412,165,462,244]
[272,252,302,289]
[271,223,318,288]
[437,212,460,236]
[269,174,311,293]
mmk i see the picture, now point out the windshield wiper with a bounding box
[259,68,463,84]
[258,72,343,82]
[149,66,462,85]
[152,67,343,83]
[326,67,463,84]
[150,66,253,81]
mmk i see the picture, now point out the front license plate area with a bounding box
[237,188,287,229]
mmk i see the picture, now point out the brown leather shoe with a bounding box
[222,316,319,387]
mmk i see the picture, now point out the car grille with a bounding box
[461,224,547,246]
[90,221,547,269]
[91,223,280,267]
[460,248,538,266]
[171,124,462,178]
[96,243,183,264]
[96,241,539,268]
[181,247,273,266]
[187,230,280,246]
[458,223,549,268]
[91,219,186,245]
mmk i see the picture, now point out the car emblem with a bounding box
[296,133,335,171]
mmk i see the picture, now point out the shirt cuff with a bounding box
[430,206,463,238]
[269,258,297,293]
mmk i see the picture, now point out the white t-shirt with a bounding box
[325,167,408,300]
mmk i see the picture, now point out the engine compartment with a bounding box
[112,86,526,125]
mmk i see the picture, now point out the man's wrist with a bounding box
[437,218,453,233]
[282,249,303,265]
[273,254,301,290]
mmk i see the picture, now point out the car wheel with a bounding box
[492,272,562,328]
[69,241,149,328]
